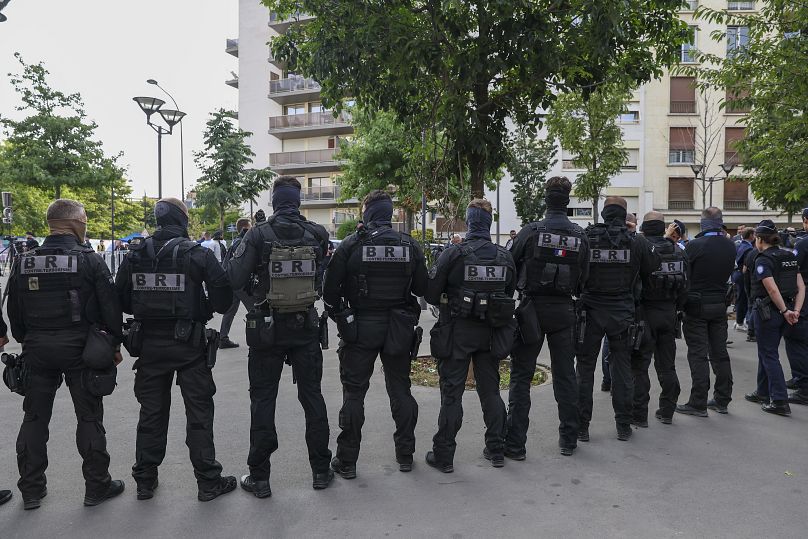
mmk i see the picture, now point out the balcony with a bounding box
[226,38,239,57]
[268,49,286,69]
[268,11,314,33]
[226,76,239,89]
[668,200,694,210]
[268,110,353,139]
[301,185,341,202]
[269,77,321,104]
[724,200,749,210]
[269,148,343,174]
[728,1,755,10]
[670,100,696,114]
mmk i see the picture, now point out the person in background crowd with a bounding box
[734,228,756,332]
[219,218,254,349]
[743,220,804,416]
[678,207,737,417]
[505,230,517,250]
[732,225,746,244]
[667,220,688,250]
[97,239,106,253]
[449,233,462,246]
[254,209,266,223]
[202,231,227,264]
[24,231,39,251]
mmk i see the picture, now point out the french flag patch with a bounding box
[554,249,567,257]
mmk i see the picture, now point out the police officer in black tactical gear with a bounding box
[227,176,334,497]
[323,190,428,478]
[742,220,805,416]
[8,199,125,510]
[1,306,13,507]
[219,217,254,349]
[630,211,689,427]
[425,199,517,472]
[506,176,589,458]
[576,196,660,443]
[677,207,737,417]
[115,197,237,502]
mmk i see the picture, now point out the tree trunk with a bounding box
[55,184,61,200]
[592,198,599,224]
[469,152,486,199]
[219,205,225,233]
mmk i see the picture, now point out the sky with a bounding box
[0,0,239,200]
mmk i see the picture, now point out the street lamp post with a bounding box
[133,96,186,199]
[690,163,705,209]
[147,79,185,202]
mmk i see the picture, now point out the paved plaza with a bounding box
[0,309,805,538]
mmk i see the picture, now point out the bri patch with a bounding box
[464,265,507,282]
[362,245,410,262]
[538,233,581,252]
[589,249,631,263]
[21,255,78,274]
[270,259,316,278]
[132,273,186,292]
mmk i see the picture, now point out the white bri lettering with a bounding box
[589,249,631,264]
[362,245,410,262]
[270,259,316,278]
[538,233,581,252]
[655,260,683,274]
[465,265,507,282]
[132,273,186,292]
[21,255,77,274]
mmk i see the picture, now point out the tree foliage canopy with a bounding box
[690,1,808,219]
[263,0,689,199]
[507,127,557,226]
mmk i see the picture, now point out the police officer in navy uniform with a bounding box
[576,196,660,442]
[8,199,125,510]
[116,197,237,502]
[227,176,334,496]
[743,220,805,416]
[425,199,517,472]
[784,208,808,403]
[324,190,428,478]
[630,211,689,427]
[506,176,589,458]
[677,207,737,417]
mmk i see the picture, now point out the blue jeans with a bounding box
[754,310,788,401]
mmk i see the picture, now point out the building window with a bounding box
[728,1,755,10]
[621,149,640,171]
[618,111,640,123]
[727,26,750,55]
[724,180,749,210]
[680,26,698,63]
[561,149,582,170]
[725,127,745,166]
[682,0,698,10]
[308,102,327,114]
[566,208,592,217]
[284,103,306,115]
[725,87,751,113]
[668,177,695,209]
[669,127,696,164]
[670,77,697,114]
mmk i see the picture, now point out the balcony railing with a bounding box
[724,200,749,210]
[269,110,352,131]
[301,185,341,201]
[669,200,695,210]
[670,100,696,113]
[268,11,314,26]
[725,101,751,114]
[226,38,239,57]
[269,148,340,168]
[270,77,321,95]
[728,1,755,10]
[725,151,741,167]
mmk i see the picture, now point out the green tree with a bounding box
[336,219,359,240]
[264,0,688,198]
[0,54,110,199]
[194,109,274,231]
[688,1,808,221]
[507,128,557,225]
[544,84,632,222]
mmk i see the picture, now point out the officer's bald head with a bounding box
[644,211,665,222]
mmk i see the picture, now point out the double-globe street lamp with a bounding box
[132,96,186,199]
[690,162,735,209]
[146,79,186,203]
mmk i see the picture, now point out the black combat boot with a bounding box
[240,475,271,498]
[136,479,159,500]
[84,480,125,507]
[198,476,237,502]
[330,457,357,479]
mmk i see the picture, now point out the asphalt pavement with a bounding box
[0,308,806,538]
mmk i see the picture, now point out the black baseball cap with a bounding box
[755,219,777,234]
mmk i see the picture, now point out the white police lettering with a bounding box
[655,260,683,274]
[132,273,186,292]
[464,265,506,281]
[362,245,410,262]
[589,249,631,263]
[20,255,78,274]
[538,233,580,252]
[782,260,798,268]
[270,259,316,278]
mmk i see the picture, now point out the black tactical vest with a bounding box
[257,216,322,313]
[524,222,585,297]
[15,246,92,330]
[346,227,414,309]
[128,236,203,321]
[449,239,513,321]
[584,223,637,295]
[751,248,799,301]
[643,237,687,301]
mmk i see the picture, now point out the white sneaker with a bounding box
[733,322,742,331]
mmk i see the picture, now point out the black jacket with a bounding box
[684,229,736,301]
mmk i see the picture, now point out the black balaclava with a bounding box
[254,209,266,223]
[465,206,492,241]
[640,219,666,237]
[545,187,570,211]
[272,184,301,216]
[362,197,394,227]
[154,197,189,236]
[601,204,628,224]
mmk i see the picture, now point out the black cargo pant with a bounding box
[683,306,733,410]
[132,329,224,490]
[630,303,681,421]
[432,319,506,464]
[507,297,578,452]
[247,311,331,479]
[576,307,634,427]
[336,311,418,464]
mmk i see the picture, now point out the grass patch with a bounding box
[411,356,548,390]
